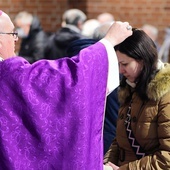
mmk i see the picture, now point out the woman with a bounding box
[104,28,170,169]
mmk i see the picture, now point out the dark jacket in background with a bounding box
[44,26,84,59]
[103,88,119,155]
[19,16,48,63]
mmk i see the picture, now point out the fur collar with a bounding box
[119,62,170,103]
[147,63,170,101]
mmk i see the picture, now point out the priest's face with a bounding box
[0,12,18,60]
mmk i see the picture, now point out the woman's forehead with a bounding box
[0,10,3,16]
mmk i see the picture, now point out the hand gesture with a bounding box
[105,21,132,46]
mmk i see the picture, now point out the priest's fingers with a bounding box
[104,21,132,46]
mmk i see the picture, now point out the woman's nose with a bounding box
[119,65,125,74]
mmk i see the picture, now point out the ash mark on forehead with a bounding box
[0,10,3,16]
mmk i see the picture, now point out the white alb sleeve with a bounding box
[100,38,119,95]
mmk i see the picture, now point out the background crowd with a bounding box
[13,9,170,153]
[0,6,170,170]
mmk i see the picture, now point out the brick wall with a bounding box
[71,0,170,44]
[0,0,68,32]
[0,0,69,51]
[1,0,170,46]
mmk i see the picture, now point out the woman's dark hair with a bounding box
[115,28,158,100]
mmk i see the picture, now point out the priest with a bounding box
[0,10,132,170]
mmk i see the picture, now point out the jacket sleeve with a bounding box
[32,32,48,61]
[104,138,119,165]
[119,92,170,170]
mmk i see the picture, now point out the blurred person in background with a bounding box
[93,22,113,40]
[158,26,170,63]
[81,19,100,38]
[44,8,86,60]
[14,11,47,63]
[97,12,115,24]
[141,24,160,52]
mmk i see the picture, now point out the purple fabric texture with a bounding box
[0,42,108,170]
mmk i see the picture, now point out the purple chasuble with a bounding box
[0,42,108,170]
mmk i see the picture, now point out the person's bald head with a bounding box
[97,13,114,24]
[0,11,13,31]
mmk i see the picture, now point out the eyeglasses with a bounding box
[0,32,18,39]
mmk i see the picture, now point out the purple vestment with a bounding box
[0,42,108,170]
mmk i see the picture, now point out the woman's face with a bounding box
[116,51,143,83]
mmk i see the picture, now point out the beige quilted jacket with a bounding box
[104,63,170,170]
